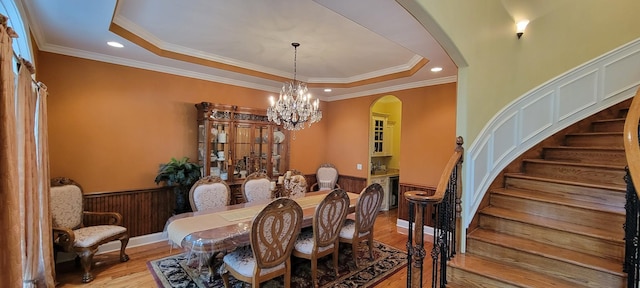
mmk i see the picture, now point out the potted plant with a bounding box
[154,156,202,214]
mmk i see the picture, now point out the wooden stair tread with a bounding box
[543,146,624,151]
[468,228,624,275]
[523,158,626,170]
[492,187,625,214]
[504,173,625,192]
[448,254,580,287]
[480,206,623,243]
[592,118,625,123]
[567,132,623,136]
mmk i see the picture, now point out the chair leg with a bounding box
[284,260,291,288]
[311,255,318,288]
[78,249,97,283]
[332,246,339,277]
[221,271,231,288]
[352,242,359,267]
[119,235,130,262]
[368,235,374,260]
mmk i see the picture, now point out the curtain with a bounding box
[0,13,54,288]
[0,13,22,288]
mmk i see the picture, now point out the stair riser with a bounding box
[467,239,625,288]
[447,267,521,288]
[489,194,624,234]
[504,177,625,205]
[591,121,624,132]
[523,162,626,187]
[479,214,623,261]
[564,134,624,148]
[543,148,626,166]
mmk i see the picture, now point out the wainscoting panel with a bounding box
[337,175,368,195]
[82,175,368,239]
[397,183,436,226]
[83,187,174,238]
[464,37,640,238]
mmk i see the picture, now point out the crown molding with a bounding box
[322,75,457,101]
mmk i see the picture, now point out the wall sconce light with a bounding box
[516,20,529,39]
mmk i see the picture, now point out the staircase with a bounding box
[447,103,630,287]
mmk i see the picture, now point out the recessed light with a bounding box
[324,88,332,92]
[431,67,443,72]
[107,41,124,48]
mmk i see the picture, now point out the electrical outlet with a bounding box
[356,163,363,170]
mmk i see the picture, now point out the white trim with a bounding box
[96,232,168,255]
[396,218,434,237]
[462,37,640,250]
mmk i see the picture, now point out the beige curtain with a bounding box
[0,14,22,288]
[0,14,55,288]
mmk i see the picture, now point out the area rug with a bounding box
[148,241,407,288]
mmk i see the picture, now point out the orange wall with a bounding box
[326,83,457,186]
[37,52,327,192]
[38,51,456,192]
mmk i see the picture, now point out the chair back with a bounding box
[50,177,84,229]
[316,163,339,191]
[242,171,272,202]
[189,176,231,211]
[250,198,303,269]
[314,188,350,247]
[284,170,307,199]
[355,183,384,235]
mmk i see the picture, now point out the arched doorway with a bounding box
[369,95,401,213]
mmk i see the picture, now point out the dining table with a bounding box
[163,191,360,278]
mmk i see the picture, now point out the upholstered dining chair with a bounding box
[242,171,272,203]
[222,198,303,288]
[50,177,129,283]
[283,169,307,199]
[310,163,341,191]
[188,176,231,211]
[339,183,384,267]
[292,188,350,288]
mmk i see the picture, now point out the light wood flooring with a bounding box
[55,208,435,287]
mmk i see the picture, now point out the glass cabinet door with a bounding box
[253,124,269,175]
[210,123,230,180]
[271,127,287,176]
[233,123,253,183]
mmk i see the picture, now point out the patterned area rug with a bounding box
[148,241,407,288]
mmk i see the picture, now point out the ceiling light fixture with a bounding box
[431,67,443,72]
[268,43,322,131]
[324,88,332,92]
[107,41,124,48]
[516,20,529,39]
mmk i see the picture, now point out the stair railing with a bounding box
[623,87,640,288]
[405,136,464,288]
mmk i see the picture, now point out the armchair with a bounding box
[50,177,129,283]
[310,163,340,191]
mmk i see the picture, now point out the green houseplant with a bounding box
[154,157,202,214]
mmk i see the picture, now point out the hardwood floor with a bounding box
[55,208,435,287]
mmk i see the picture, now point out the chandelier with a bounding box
[267,42,322,131]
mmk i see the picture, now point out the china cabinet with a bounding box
[196,102,289,186]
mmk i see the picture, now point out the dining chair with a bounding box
[292,188,350,288]
[50,177,129,283]
[310,163,341,191]
[283,169,307,199]
[339,183,384,267]
[222,198,303,288]
[242,171,272,203]
[188,175,231,211]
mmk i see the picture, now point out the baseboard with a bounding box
[396,218,434,236]
[97,232,168,254]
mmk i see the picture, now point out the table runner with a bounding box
[166,193,358,248]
